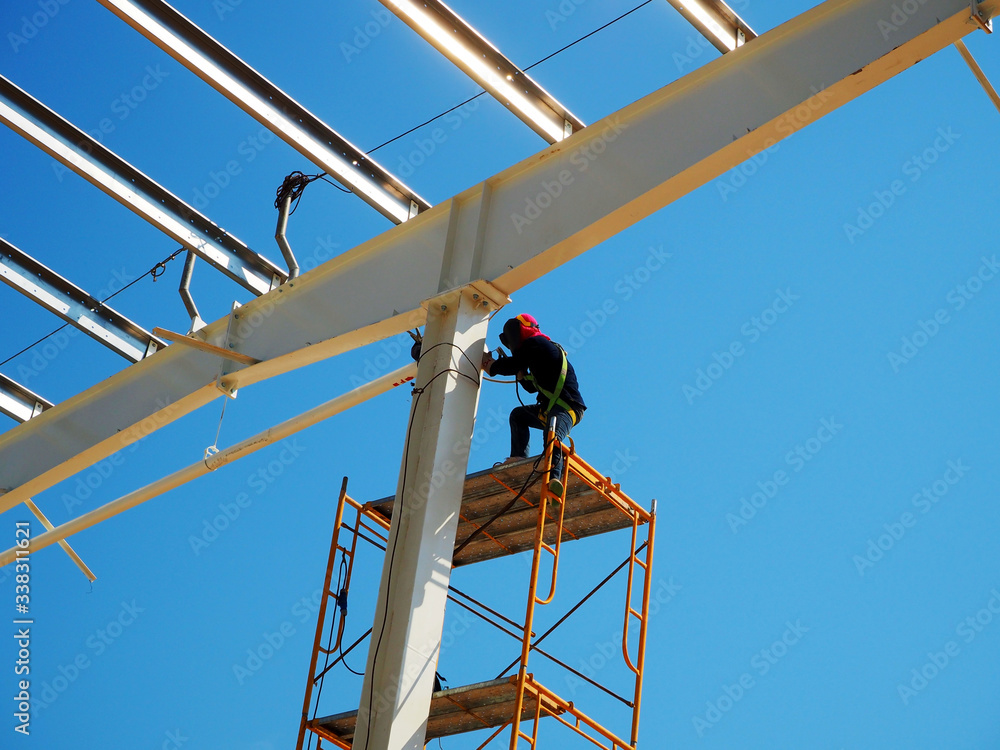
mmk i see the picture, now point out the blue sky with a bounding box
[2,0,1000,748]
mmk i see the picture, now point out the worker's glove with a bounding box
[481,351,495,375]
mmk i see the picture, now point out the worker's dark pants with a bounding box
[509,405,576,480]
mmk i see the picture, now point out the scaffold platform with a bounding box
[366,456,638,567]
[311,676,566,743]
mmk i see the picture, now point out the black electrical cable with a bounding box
[452,441,554,559]
[4,1,656,376]
[522,1,655,73]
[0,247,184,369]
[308,552,347,733]
[274,170,351,216]
[314,628,373,685]
[293,0,658,211]
[333,554,365,678]
[515,378,527,408]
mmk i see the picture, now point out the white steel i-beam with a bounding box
[354,287,495,750]
[0,363,416,566]
[665,0,757,52]
[0,75,287,295]
[0,373,52,424]
[0,239,163,362]
[0,0,994,513]
[379,0,584,143]
[97,0,430,224]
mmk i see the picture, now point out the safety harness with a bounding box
[522,345,578,425]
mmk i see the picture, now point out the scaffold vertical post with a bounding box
[631,499,656,746]
[297,477,350,750]
[353,286,494,750]
[511,437,559,749]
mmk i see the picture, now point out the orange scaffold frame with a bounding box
[296,438,656,750]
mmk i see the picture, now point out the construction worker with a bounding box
[482,314,586,495]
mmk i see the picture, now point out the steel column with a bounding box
[354,287,494,750]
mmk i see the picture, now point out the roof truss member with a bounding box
[0,75,287,296]
[97,0,430,224]
[0,0,993,513]
[0,373,52,424]
[378,0,585,143]
[0,238,163,363]
[664,0,757,52]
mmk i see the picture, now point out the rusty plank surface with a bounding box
[366,457,637,566]
[313,677,564,741]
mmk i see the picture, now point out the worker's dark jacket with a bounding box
[491,337,586,413]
